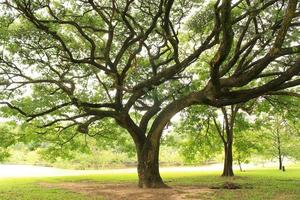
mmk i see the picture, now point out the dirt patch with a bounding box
[210,182,253,190]
[39,182,214,200]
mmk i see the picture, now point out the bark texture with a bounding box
[136,138,167,188]
[222,143,234,176]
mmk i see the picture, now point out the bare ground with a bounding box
[39,182,215,200]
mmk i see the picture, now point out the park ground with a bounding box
[0,165,299,200]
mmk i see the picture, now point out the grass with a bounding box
[0,166,300,200]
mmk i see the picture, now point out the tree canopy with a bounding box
[0,0,299,188]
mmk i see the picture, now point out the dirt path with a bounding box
[40,182,215,200]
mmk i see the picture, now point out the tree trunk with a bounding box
[276,129,283,170]
[220,105,237,177]
[222,143,234,176]
[238,159,243,172]
[278,155,283,170]
[136,140,167,188]
[119,115,168,188]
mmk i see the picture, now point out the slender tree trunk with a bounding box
[222,142,234,176]
[220,105,237,177]
[278,155,283,170]
[276,127,283,170]
[238,159,243,172]
[136,140,167,188]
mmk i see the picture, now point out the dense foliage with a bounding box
[0,0,299,187]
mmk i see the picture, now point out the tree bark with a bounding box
[278,155,283,170]
[220,105,239,177]
[117,116,167,188]
[136,140,167,188]
[238,159,243,172]
[222,142,234,176]
[276,125,283,170]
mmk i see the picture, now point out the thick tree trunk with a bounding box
[222,143,234,176]
[119,115,168,188]
[136,140,167,188]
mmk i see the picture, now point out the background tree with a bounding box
[231,102,267,172]
[215,102,262,176]
[0,0,299,188]
[174,106,223,165]
[212,105,241,176]
[0,122,19,162]
[255,96,300,170]
[174,102,261,176]
[233,128,263,172]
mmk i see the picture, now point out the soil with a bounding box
[39,182,215,200]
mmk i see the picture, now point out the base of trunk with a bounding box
[137,162,169,188]
[138,181,169,188]
[279,161,283,170]
[138,177,169,188]
[222,172,234,177]
[222,167,234,177]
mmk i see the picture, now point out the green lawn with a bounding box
[0,167,300,200]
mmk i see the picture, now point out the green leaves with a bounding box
[0,122,20,162]
[186,3,215,34]
[172,105,223,163]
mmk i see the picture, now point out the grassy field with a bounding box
[0,166,299,200]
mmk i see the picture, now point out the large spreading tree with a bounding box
[0,0,299,188]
